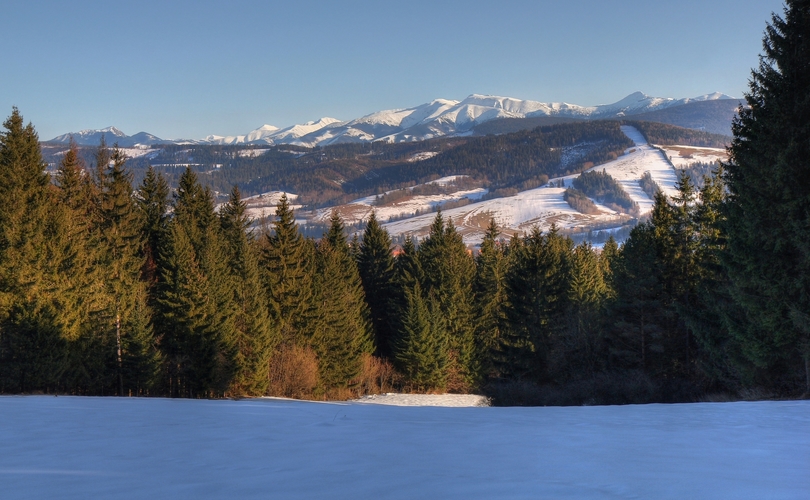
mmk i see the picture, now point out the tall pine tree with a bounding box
[417,212,477,389]
[357,211,397,358]
[260,193,315,347]
[721,1,810,392]
[219,186,277,395]
[0,108,66,392]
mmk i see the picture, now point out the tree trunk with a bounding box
[116,312,123,396]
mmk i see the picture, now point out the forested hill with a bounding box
[41,120,720,207]
[626,120,731,148]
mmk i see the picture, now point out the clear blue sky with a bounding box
[1,0,785,141]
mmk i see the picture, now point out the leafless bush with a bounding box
[267,344,319,399]
[353,354,401,396]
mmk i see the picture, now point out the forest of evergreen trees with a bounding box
[572,169,638,215]
[626,120,731,148]
[2,1,808,403]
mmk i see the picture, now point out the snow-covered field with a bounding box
[119,147,162,160]
[1,396,807,499]
[658,144,728,169]
[227,191,302,220]
[310,175,489,226]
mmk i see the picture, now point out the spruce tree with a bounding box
[312,226,374,394]
[0,108,66,392]
[357,211,397,358]
[219,186,277,395]
[721,1,810,391]
[158,222,218,396]
[157,168,237,396]
[473,219,508,378]
[498,227,571,382]
[136,166,170,289]
[558,242,608,380]
[608,223,666,372]
[96,146,159,395]
[260,193,315,347]
[682,166,742,388]
[651,181,699,378]
[417,212,477,389]
[53,139,103,343]
[600,236,619,295]
[394,283,448,391]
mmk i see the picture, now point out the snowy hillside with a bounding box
[219,191,302,221]
[2,395,807,499]
[658,144,728,168]
[306,125,698,244]
[309,175,488,227]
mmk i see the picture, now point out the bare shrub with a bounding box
[444,352,472,394]
[353,354,400,396]
[267,344,319,399]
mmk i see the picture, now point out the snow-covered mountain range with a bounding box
[49,91,736,147]
[49,126,165,148]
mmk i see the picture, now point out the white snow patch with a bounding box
[237,148,270,158]
[408,151,439,162]
[353,393,490,407]
[119,148,161,160]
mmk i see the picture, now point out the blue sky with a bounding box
[1,0,785,140]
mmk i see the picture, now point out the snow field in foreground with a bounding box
[1,396,808,499]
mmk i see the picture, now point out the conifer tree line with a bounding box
[1,2,807,400]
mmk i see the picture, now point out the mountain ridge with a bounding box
[47,91,737,147]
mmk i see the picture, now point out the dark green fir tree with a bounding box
[721,1,810,392]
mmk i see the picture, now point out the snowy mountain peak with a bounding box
[613,91,649,103]
[244,124,279,143]
[72,126,127,137]
[307,117,341,127]
[49,126,163,146]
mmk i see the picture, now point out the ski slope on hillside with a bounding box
[1,396,807,499]
[378,125,676,244]
[591,125,680,214]
[237,126,715,244]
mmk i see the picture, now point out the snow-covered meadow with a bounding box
[1,395,807,499]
